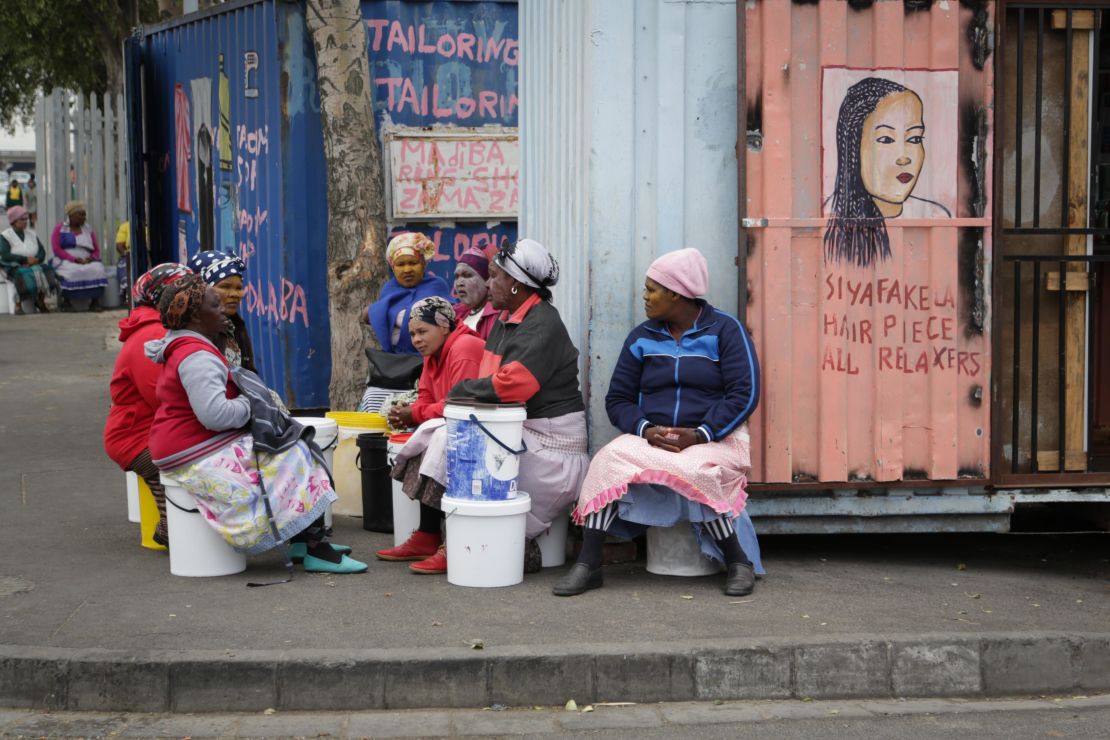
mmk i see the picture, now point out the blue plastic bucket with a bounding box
[444,403,527,501]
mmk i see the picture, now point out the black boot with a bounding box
[552,563,603,596]
[724,562,755,596]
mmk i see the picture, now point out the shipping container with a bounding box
[522,0,1110,532]
[126,0,518,408]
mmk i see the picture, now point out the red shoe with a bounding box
[409,545,447,574]
[375,531,441,561]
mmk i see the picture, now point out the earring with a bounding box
[511,285,519,295]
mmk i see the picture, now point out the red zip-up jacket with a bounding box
[410,324,485,425]
[103,306,167,469]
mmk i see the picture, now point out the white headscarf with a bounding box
[496,238,559,290]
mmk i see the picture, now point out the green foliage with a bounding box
[0,0,161,131]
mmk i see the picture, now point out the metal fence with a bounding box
[33,90,130,263]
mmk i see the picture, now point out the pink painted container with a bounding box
[742,0,994,485]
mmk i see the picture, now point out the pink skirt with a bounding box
[573,426,750,524]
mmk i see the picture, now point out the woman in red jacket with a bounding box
[103,263,193,545]
[377,296,484,571]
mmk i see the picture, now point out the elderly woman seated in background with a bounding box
[51,200,108,312]
[391,239,591,574]
[554,248,763,598]
[375,296,485,570]
[1,205,55,314]
[359,232,453,413]
[146,276,366,573]
[452,246,498,340]
[103,263,193,545]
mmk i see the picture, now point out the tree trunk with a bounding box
[305,0,389,410]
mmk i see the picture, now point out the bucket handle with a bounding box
[355,451,392,473]
[165,492,199,514]
[469,413,528,456]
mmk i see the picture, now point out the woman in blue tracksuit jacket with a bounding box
[555,247,762,598]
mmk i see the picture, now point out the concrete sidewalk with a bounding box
[1,312,1108,712]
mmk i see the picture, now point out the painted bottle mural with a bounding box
[217,53,237,257]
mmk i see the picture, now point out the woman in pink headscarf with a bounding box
[554,248,764,599]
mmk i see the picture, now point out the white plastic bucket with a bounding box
[125,471,141,523]
[161,474,247,577]
[646,525,721,576]
[536,508,570,568]
[0,280,15,314]
[293,416,338,528]
[389,439,420,546]
[442,493,531,588]
[443,403,526,501]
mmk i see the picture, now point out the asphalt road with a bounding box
[1,695,1108,738]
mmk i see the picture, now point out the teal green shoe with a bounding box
[303,554,368,574]
[288,542,352,563]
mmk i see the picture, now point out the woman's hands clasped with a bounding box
[387,403,415,429]
[644,426,701,453]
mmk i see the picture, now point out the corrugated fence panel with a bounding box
[521,0,740,451]
[744,0,993,484]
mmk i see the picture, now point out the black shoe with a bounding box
[724,562,755,596]
[552,563,602,597]
[88,299,103,312]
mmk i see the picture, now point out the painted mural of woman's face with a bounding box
[859,90,925,218]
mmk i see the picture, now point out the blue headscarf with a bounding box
[368,273,454,354]
[188,250,246,285]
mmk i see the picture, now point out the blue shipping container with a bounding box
[127,0,518,408]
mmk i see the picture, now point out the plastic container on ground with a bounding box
[442,493,531,588]
[443,403,526,501]
[646,525,721,576]
[161,474,246,577]
[101,273,121,308]
[325,411,387,517]
[389,434,420,546]
[0,279,15,314]
[357,433,392,533]
[137,476,166,551]
[536,507,570,568]
[125,471,140,523]
[293,416,338,528]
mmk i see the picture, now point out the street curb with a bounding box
[2,632,1108,712]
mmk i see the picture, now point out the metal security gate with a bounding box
[994,1,1110,486]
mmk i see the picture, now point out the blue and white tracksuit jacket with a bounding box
[605,302,760,442]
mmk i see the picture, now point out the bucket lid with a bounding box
[442,493,532,516]
[444,402,527,422]
[326,411,388,430]
[389,432,414,444]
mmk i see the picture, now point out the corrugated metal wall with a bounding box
[521,0,740,449]
[743,0,994,484]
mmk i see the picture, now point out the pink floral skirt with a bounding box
[573,426,750,525]
[168,434,337,555]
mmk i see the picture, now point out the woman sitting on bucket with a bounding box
[376,296,485,571]
[554,247,764,598]
[145,275,366,574]
[388,239,591,575]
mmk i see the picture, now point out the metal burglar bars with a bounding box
[999,4,1110,481]
[1006,5,1105,237]
[1006,254,1110,474]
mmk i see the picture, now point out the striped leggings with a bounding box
[127,448,168,540]
[583,503,736,540]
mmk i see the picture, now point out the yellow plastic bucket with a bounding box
[326,412,388,517]
[137,477,167,551]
